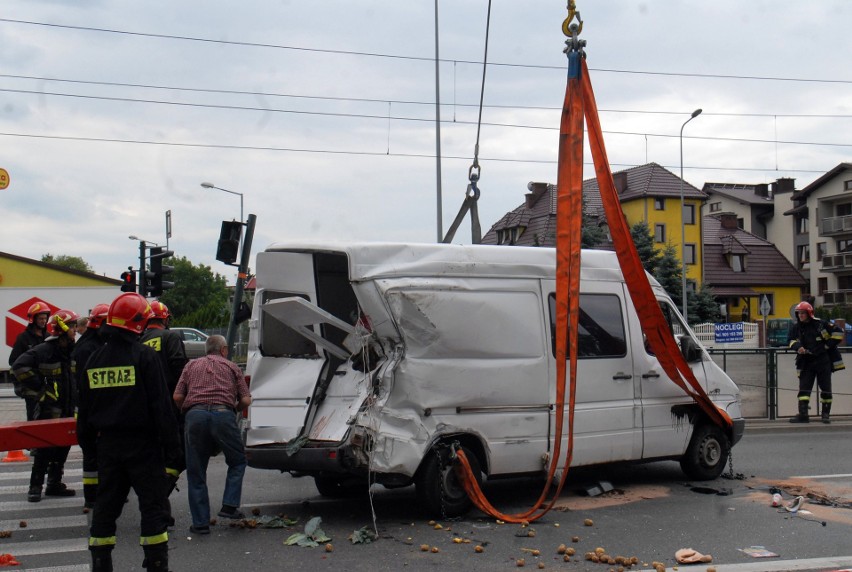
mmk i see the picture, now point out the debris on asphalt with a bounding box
[737,546,778,558]
[349,526,378,544]
[284,516,331,547]
[675,547,712,564]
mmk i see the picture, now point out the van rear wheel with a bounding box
[416,445,481,518]
[680,424,730,480]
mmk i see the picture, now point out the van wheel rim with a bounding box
[699,438,721,466]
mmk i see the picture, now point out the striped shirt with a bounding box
[174,353,250,411]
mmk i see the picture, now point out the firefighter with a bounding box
[140,299,188,522]
[9,302,51,421]
[787,301,840,424]
[78,293,182,572]
[11,309,79,502]
[71,303,109,508]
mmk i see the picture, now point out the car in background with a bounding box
[171,327,209,359]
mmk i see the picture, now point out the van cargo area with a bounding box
[244,242,745,516]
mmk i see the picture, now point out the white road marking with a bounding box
[637,556,852,572]
[0,514,87,530]
[0,468,82,481]
[789,473,852,479]
[0,537,88,556]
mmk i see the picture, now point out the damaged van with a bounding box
[244,242,745,516]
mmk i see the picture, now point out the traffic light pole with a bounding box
[138,241,147,296]
[226,213,256,360]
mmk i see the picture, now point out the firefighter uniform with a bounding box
[787,307,840,423]
[71,313,107,508]
[12,328,77,501]
[78,321,182,572]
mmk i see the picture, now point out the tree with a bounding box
[688,283,722,324]
[581,212,608,249]
[653,242,683,310]
[41,253,93,273]
[630,221,662,276]
[158,256,230,330]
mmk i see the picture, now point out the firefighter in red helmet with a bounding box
[78,293,181,571]
[787,301,840,423]
[11,309,80,501]
[71,303,109,508]
[9,301,52,420]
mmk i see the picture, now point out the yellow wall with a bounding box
[621,196,703,286]
[0,257,117,288]
[753,286,802,321]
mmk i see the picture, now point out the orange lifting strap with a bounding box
[455,19,731,523]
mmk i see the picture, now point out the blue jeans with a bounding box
[184,408,247,528]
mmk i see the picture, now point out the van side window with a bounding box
[260,291,317,357]
[548,294,627,358]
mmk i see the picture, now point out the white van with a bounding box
[244,242,745,516]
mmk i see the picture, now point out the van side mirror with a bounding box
[680,336,702,362]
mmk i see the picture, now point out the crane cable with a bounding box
[441,0,491,244]
[455,1,731,523]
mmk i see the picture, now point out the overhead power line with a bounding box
[2,73,851,118]
[2,18,851,85]
[0,130,829,174]
[3,87,851,148]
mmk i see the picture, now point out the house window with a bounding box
[654,224,665,243]
[844,180,852,191]
[684,244,696,265]
[654,198,665,210]
[837,203,852,216]
[797,244,810,269]
[497,226,525,245]
[709,202,721,212]
[818,277,828,295]
[839,275,852,290]
[797,216,809,234]
[838,239,852,253]
[737,217,744,229]
[683,203,696,225]
[730,254,745,272]
[817,242,827,261]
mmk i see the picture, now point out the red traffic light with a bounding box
[120,269,137,292]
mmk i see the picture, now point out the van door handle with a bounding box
[612,372,632,380]
[642,371,661,379]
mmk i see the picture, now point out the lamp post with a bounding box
[679,108,702,320]
[201,182,243,224]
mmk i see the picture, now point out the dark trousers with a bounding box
[797,355,833,402]
[89,435,170,548]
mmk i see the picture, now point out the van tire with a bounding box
[416,445,481,518]
[680,424,730,480]
[314,476,365,498]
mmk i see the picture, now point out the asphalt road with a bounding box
[1,421,850,571]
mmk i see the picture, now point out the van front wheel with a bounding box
[416,445,481,518]
[680,424,730,480]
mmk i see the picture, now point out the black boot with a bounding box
[90,547,113,572]
[789,400,810,423]
[143,543,169,571]
[821,402,831,424]
[45,462,76,497]
[28,455,47,502]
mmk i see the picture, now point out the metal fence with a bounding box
[707,347,852,420]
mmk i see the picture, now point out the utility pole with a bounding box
[226,214,256,359]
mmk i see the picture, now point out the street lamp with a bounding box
[201,182,244,223]
[128,235,159,246]
[679,108,702,320]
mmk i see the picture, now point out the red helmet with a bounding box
[149,300,170,320]
[88,303,110,330]
[795,301,814,318]
[27,302,51,323]
[46,309,80,337]
[107,293,153,334]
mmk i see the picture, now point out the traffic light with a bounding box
[120,268,137,292]
[216,221,243,265]
[147,246,175,297]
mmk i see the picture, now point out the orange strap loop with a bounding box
[454,48,732,526]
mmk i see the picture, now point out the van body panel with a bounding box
[244,242,744,495]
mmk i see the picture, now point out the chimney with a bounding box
[772,177,796,194]
[613,172,628,194]
[755,183,769,197]
[719,213,739,229]
[525,181,549,209]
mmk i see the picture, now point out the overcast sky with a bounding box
[1,1,850,282]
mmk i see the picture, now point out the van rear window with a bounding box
[548,294,627,358]
[260,291,317,357]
